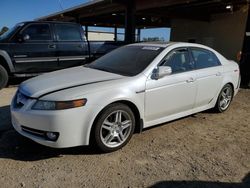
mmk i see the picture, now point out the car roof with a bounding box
[18,21,80,25]
[129,42,213,50]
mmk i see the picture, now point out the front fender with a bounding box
[82,87,145,145]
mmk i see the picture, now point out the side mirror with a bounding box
[153,66,172,80]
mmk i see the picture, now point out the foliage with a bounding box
[0,26,9,36]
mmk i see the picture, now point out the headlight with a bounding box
[32,99,87,110]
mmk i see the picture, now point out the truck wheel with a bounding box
[0,65,8,89]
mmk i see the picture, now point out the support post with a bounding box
[125,0,136,43]
[114,27,117,41]
[137,28,141,42]
[240,5,250,87]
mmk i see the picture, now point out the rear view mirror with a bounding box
[153,66,172,80]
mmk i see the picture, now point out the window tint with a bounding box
[161,49,193,73]
[22,24,51,40]
[55,24,82,41]
[191,48,220,69]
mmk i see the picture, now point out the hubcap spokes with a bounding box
[101,110,132,148]
[219,87,232,110]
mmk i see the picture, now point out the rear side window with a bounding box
[55,24,82,41]
[191,48,221,69]
[22,24,52,41]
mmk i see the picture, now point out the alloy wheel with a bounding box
[219,85,233,111]
[100,110,133,148]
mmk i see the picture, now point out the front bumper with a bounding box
[11,94,94,148]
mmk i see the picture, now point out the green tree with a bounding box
[0,26,9,36]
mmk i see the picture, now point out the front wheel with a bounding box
[94,103,135,152]
[214,84,233,113]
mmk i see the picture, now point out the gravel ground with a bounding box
[0,86,249,188]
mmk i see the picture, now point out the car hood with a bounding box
[19,66,124,98]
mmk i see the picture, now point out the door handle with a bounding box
[186,77,195,83]
[216,72,222,76]
[48,44,56,49]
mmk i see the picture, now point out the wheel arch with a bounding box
[0,55,10,73]
[226,82,235,95]
[221,81,235,97]
[0,50,15,73]
[88,100,143,145]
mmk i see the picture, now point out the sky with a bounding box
[0,0,170,41]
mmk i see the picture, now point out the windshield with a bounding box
[0,23,23,40]
[88,45,164,76]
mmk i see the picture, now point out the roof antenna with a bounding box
[58,0,64,11]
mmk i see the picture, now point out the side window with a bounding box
[55,24,82,41]
[161,49,194,74]
[191,48,221,69]
[22,24,52,41]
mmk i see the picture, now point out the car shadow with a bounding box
[0,105,12,131]
[0,128,102,161]
[150,172,250,188]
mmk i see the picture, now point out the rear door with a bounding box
[190,47,223,108]
[10,23,58,73]
[54,23,88,69]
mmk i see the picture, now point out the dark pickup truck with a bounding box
[0,21,124,89]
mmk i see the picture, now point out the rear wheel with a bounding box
[94,103,135,152]
[214,84,233,113]
[0,65,8,89]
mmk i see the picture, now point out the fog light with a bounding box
[46,132,59,141]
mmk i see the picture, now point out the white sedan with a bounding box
[11,42,240,152]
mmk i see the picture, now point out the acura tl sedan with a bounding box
[11,42,240,152]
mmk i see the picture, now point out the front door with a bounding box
[145,48,197,124]
[10,23,58,73]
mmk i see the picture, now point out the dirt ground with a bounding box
[0,85,249,188]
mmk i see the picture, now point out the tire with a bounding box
[94,103,135,152]
[214,84,233,113]
[0,65,8,89]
